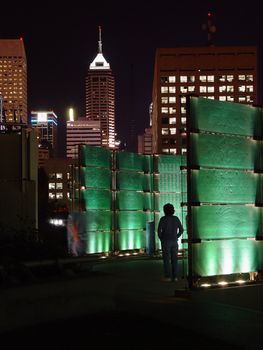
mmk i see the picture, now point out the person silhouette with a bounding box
[157,203,184,282]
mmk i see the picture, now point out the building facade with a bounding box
[0,39,27,124]
[151,46,258,155]
[85,27,115,149]
[66,118,101,159]
[138,127,153,155]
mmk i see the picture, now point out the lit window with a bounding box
[169,86,176,93]
[227,96,234,101]
[180,76,187,83]
[182,148,187,155]
[199,75,206,82]
[162,148,169,154]
[56,183,63,190]
[49,183,55,190]
[161,97,168,104]
[161,86,168,93]
[219,86,226,92]
[49,193,55,199]
[170,128,176,135]
[188,86,195,92]
[238,85,246,92]
[246,85,253,92]
[170,148,177,154]
[227,75,234,82]
[246,96,253,102]
[56,173,63,179]
[246,75,253,82]
[180,86,187,93]
[238,75,245,81]
[56,193,63,199]
[181,107,187,114]
[161,107,169,114]
[169,96,176,103]
[207,75,214,82]
[168,76,176,83]
[219,96,226,101]
[189,76,195,82]
[219,75,226,82]
[49,173,56,179]
[200,86,207,93]
[207,96,215,99]
[238,97,246,102]
[181,117,186,124]
[169,107,176,114]
[181,96,186,104]
[207,86,214,93]
[227,86,234,92]
[161,128,169,135]
[169,117,176,124]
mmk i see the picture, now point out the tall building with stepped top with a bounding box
[85,27,115,149]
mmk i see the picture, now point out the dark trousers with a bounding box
[161,240,178,279]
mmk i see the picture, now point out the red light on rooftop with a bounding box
[208,12,212,17]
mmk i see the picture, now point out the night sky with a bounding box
[1,0,262,153]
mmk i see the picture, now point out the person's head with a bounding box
[163,203,175,216]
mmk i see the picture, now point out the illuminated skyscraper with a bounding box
[85,27,115,149]
[0,39,27,124]
[151,46,258,155]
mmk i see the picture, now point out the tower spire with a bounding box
[98,25,102,53]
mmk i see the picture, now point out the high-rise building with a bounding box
[30,110,58,154]
[85,27,115,149]
[66,118,101,159]
[151,46,258,155]
[138,127,153,155]
[0,39,27,124]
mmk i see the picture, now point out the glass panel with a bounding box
[117,229,146,250]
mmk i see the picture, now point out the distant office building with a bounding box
[138,128,153,155]
[30,111,58,161]
[66,118,101,159]
[85,27,115,149]
[0,38,27,124]
[152,46,258,155]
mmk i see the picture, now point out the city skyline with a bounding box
[1,0,263,153]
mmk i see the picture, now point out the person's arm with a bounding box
[157,218,163,239]
[177,218,184,238]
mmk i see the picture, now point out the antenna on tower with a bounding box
[202,11,216,46]
[98,25,102,53]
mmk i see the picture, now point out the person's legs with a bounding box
[161,241,172,278]
[171,242,178,280]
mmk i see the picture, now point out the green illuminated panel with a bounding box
[191,133,260,170]
[81,167,111,189]
[144,174,153,191]
[192,205,262,239]
[117,191,144,210]
[144,193,153,210]
[144,155,153,173]
[154,173,182,192]
[82,189,112,209]
[116,151,144,171]
[117,171,144,191]
[190,96,263,138]
[117,229,146,250]
[191,169,262,203]
[117,211,146,229]
[154,193,184,212]
[84,231,112,254]
[80,145,112,168]
[192,240,259,277]
[156,155,186,173]
[82,210,112,230]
